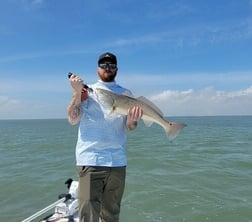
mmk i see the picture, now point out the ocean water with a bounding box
[0,116,252,222]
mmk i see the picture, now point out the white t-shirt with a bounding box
[75,80,132,167]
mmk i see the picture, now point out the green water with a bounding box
[0,116,252,222]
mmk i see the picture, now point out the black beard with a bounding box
[106,74,116,82]
[102,72,117,82]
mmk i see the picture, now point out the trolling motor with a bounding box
[52,178,79,219]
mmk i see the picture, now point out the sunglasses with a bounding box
[98,63,117,69]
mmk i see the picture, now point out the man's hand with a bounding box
[69,74,84,94]
[126,105,143,131]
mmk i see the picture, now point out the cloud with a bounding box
[0,96,22,119]
[0,96,20,106]
[0,95,67,120]
[150,86,252,116]
[1,86,251,119]
[31,0,44,4]
[21,0,44,5]
[118,71,252,94]
[0,49,90,63]
[113,18,252,48]
[1,17,251,64]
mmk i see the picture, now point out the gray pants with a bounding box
[77,166,126,222]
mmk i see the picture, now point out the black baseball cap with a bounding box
[98,52,117,65]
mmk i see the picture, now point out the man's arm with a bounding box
[67,92,82,125]
[67,75,86,125]
[126,105,143,131]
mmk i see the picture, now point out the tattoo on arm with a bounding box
[73,104,82,119]
[67,95,82,125]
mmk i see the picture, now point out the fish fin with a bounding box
[163,121,187,141]
[108,105,116,115]
[137,96,163,116]
[142,119,153,127]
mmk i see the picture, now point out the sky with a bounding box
[0,0,252,119]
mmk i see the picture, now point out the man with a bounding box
[67,52,143,222]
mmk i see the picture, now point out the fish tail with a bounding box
[163,121,187,140]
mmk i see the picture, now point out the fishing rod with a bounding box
[68,72,93,93]
[21,194,71,222]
